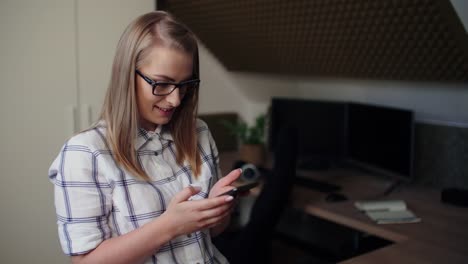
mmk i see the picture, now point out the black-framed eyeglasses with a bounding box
[135,70,200,96]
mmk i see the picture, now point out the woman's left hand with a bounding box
[208,169,242,236]
[208,169,242,198]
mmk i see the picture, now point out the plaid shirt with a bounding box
[49,119,228,264]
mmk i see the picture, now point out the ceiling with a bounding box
[159,0,468,83]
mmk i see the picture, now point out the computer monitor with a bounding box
[346,103,414,181]
[269,98,347,170]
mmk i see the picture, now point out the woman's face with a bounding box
[136,45,193,131]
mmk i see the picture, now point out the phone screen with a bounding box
[218,181,259,197]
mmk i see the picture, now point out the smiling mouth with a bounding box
[155,105,174,113]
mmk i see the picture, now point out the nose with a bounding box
[165,88,182,107]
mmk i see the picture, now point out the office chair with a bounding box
[214,125,298,264]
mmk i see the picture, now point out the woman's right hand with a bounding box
[161,186,234,237]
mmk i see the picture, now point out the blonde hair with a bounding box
[96,11,201,181]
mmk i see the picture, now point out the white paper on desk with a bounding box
[366,210,421,224]
[354,200,407,212]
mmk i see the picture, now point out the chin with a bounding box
[153,117,172,125]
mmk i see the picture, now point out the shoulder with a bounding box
[196,118,209,133]
[66,125,109,152]
[49,125,110,181]
[196,118,219,151]
[195,118,213,140]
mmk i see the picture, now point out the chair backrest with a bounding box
[232,125,298,264]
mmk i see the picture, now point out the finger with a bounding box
[216,186,236,197]
[216,168,242,187]
[203,210,232,229]
[195,195,234,211]
[198,203,232,221]
[172,186,202,203]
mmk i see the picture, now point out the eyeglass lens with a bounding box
[153,81,198,96]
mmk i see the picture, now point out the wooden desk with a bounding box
[219,152,468,264]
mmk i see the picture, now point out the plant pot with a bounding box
[239,144,265,167]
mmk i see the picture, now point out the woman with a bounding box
[49,11,240,264]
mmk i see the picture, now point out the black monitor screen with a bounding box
[346,103,414,180]
[269,98,346,167]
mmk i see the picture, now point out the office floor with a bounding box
[271,239,333,264]
[271,239,304,263]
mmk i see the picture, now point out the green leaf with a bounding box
[219,114,266,145]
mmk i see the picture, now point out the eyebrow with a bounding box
[149,74,193,82]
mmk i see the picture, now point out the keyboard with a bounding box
[294,175,341,193]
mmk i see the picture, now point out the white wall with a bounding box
[450,0,468,32]
[293,79,468,126]
[76,0,155,128]
[198,46,304,124]
[197,44,250,119]
[0,0,154,263]
[0,1,77,263]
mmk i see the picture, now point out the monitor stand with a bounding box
[294,174,341,193]
[297,157,331,171]
[294,157,341,193]
[383,179,404,196]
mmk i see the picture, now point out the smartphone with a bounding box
[218,181,259,198]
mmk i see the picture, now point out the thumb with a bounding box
[172,186,202,203]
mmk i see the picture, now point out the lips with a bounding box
[154,105,175,116]
[155,105,173,112]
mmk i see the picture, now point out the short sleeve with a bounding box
[48,137,112,256]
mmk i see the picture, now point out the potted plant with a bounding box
[221,114,266,166]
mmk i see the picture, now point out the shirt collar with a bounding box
[96,120,173,150]
[136,124,173,150]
